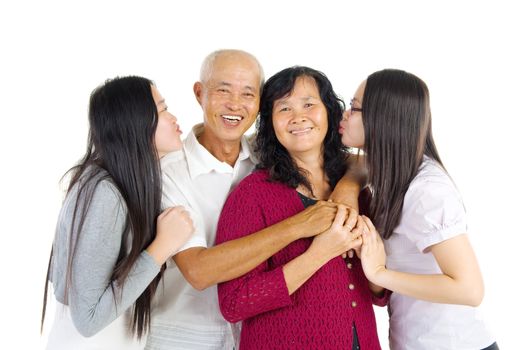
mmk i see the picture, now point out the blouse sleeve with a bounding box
[215,178,292,323]
[67,181,161,337]
[399,175,468,252]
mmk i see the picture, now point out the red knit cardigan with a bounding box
[216,170,386,350]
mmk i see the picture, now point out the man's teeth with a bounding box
[223,115,242,121]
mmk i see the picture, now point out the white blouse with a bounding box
[385,157,495,350]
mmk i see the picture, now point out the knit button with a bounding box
[351,301,357,307]
[348,284,355,290]
[347,262,352,269]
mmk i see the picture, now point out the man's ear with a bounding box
[193,81,203,105]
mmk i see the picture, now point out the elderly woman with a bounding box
[215,66,386,349]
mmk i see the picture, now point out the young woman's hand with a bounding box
[147,206,195,265]
[343,215,366,259]
[358,215,387,284]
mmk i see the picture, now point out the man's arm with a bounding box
[218,205,360,323]
[173,201,337,290]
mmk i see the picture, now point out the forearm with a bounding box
[329,174,361,209]
[329,155,366,209]
[175,219,302,290]
[282,249,327,295]
[71,251,160,336]
[218,267,292,323]
[374,268,483,306]
[220,250,328,322]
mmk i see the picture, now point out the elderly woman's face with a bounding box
[271,76,328,157]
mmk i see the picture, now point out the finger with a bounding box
[333,205,348,226]
[359,220,372,245]
[362,215,377,233]
[356,216,366,234]
[350,228,362,240]
[350,238,362,251]
[362,221,377,246]
[361,216,377,244]
[361,231,369,246]
[320,200,338,208]
[355,236,363,246]
[344,208,358,231]
[314,202,338,217]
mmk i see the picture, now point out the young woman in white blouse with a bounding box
[339,69,498,350]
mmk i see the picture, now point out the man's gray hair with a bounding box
[199,49,265,92]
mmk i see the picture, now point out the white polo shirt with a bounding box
[385,157,495,350]
[146,124,257,350]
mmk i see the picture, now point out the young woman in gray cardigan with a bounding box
[41,76,194,349]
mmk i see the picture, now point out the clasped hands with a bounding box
[295,200,387,284]
[340,205,387,284]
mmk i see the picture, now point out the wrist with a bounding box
[146,239,170,266]
[371,266,388,287]
[283,216,307,240]
[305,245,330,267]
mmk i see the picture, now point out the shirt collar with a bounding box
[183,123,256,179]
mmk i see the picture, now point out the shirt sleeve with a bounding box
[161,163,206,252]
[371,288,392,307]
[399,175,467,252]
[216,180,292,323]
[68,181,161,337]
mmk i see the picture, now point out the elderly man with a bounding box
[146,50,362,349]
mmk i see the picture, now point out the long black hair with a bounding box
[42,76,165,338]
[362,69,443,239]
[255,66,348,193]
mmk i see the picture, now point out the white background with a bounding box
[1,0,526,348]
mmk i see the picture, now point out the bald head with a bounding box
[199,49,265,92]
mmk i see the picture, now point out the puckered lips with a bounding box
[175,123,182,134]
[338,121,346,134]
